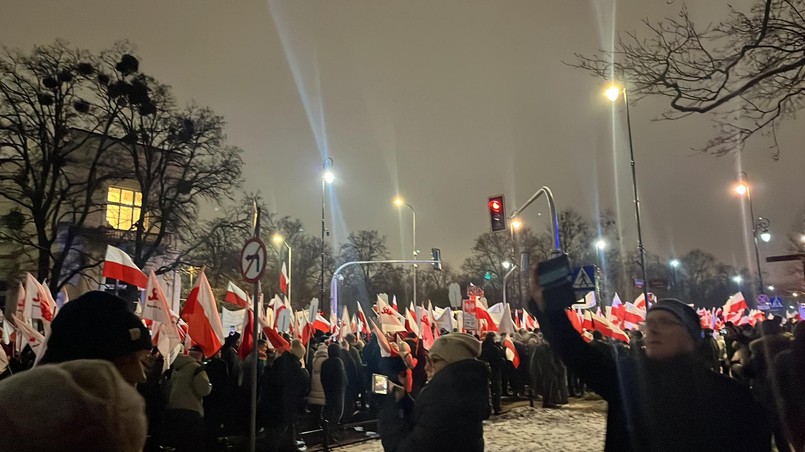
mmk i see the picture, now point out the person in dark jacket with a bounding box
[772,321,805,451]
[320,343,348,429]
[528,256,772,452]
[379,333,490,452]
[258,339,309,451]
[339,339,361,421]
[479,332,504,414]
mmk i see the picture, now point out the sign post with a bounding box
[240,206,266,452]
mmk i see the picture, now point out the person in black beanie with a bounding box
[40,291,152,385]
[528,255,771,452]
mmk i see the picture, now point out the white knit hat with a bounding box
[0,359,147,452]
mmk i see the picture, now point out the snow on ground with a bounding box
[334,402,606,452]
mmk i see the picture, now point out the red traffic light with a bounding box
[488,199,502,213]
[487,195,506,232]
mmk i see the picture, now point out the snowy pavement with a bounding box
[333,400,607,452]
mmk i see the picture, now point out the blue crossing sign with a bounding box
[572,266,597,292]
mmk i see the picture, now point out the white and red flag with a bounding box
[280,262,289,294]
[723,292,748,317]
[503,338,521,368]
[180,270,224,357]
[623,302,646,326]
[144,271,183,369]
[356,302,370,335]
[405,308,420,337]
[25,273,54,323]
[102,245,147,288]
[225,281,249,308]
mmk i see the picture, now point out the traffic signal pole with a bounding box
[508,186,562,255]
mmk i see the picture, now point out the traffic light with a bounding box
[431,248,442,271]
[488,195,506,232]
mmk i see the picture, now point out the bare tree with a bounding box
[574,0,805,158]
[0,41,123,290]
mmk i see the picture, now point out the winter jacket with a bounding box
[530,280,771,452]
[320,352,347,423]
[379,358,491,452]
[308,346,329,406]
[166,355,211,416]
[258,351,310,425]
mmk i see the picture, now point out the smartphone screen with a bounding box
[372,373,388,395]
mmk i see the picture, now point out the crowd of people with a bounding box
[1,261,804,452]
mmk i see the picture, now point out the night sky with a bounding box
[3,0,803,291]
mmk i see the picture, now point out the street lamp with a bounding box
[511,218,523,231]
[321,157,333,308]
[393,196,418,307]
[669,259,680,295]
[768,285,775,292]
[502,260,511,270]
[595,238,607,251]
[734,172,768,295]
[732,275,743,285]
[272,233,292,305]
[604,82,650,307]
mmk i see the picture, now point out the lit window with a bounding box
[106,187,144,230]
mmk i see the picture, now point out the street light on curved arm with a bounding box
[733,172,768,295]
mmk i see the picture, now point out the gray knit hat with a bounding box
[429,333,481,364]
[648,298,703,342]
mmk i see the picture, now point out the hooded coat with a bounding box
[320,344,347,423]
[166,355,211,416]
[379,358,491,452]
[308,346,330,406]
[531,282,771,452]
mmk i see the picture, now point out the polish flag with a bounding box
[633,293,656,311]
[356,302,369,334]
[405,308,420,337]
[420,307,435,349]
[371,319,394,358]
[25,273,54,323]
[238,309,254,360]
[582,310,594,331]
[180,270,224,357]
[623,303,647,325]
[102,245,147,288]
[475,304,498,333]
[566,309,583,334]
[392,295,399,312]
[723,292,748,316]
[376,299,406,333]
[280,262,289,294]
[503,338,520,368]
[225,281,249,308]
[524,313,539,330]
[312,312,330,333]
[143,271,182,368]
[339,306,353,341]
[264,325,290,353]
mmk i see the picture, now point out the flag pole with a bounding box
[249,204,261,452]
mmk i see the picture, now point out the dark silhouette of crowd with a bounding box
[1,280,803,452]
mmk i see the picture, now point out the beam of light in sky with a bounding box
[269,0,348,246]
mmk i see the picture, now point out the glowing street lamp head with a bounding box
[669,259,680,268]
[272,233,284,245]
[734,183,748,196]
[604,85,621,102]
[393,196,405,207]
[502,261,511,270]
[323,170,335,184]
[732,275,743,284]
[511,218,523,231]
[594,239,607,251]
[760,231,772,243]
[768,285,775,291]
[800,233,805,243]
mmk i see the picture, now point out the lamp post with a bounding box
[605,83,650,307]
[669,259,680,296]
[321,158,334,311]
[272,233,292,305]
[734,172,769,295]
[394,196,417,308]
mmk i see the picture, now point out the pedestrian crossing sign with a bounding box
[572,266,596,291]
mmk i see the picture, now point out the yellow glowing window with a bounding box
[106,187,144,230]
